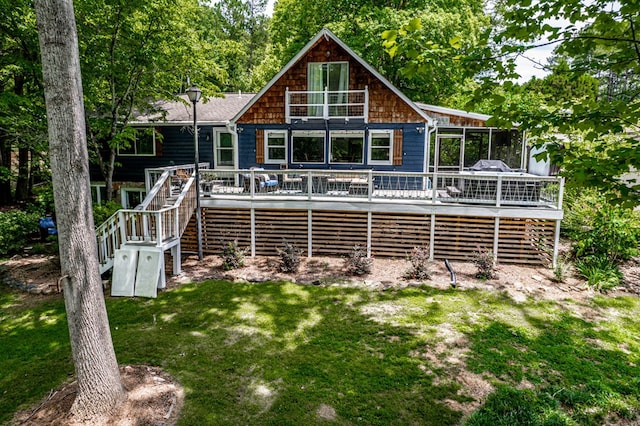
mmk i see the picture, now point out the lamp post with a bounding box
[186,85,203,260]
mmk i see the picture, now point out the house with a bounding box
[95,28,564,294]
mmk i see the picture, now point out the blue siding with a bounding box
[90,125,216,183]
[238,122,426,173]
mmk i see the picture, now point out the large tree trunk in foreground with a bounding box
[34,0,126,420]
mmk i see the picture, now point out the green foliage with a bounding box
[404,246,432,280]
[0,210,41,254]
[562,188,639,290]
[220,239,248,270]
[92,201,122,226]
[276,239,302,273]
[343,244,372,276]
[563,188,640,263]
[472,249,496,280]
[576,257,623,291]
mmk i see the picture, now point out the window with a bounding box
[292,131,325,163]
[216,132,234,167]
[91,185,107,205]
[118,128,156,156]
[308,62,349,117]
[120,188,146,209]
[368,130,393,165]
[330,131,363,164]
[265,130,287,164]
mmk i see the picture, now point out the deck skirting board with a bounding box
[181,207,556,265]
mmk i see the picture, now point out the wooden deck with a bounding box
[185,169,564,266]
[97,166,563,274]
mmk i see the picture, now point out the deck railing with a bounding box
[285,87,368,123]
[96,168,198,273]
[198,169,564,209]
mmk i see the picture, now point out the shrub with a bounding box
[473,249,496,280]
[563,188,640,263]
[0,210,42,255]
[276,239,302,273]
[575,257,622,291]
[92,201,122,226]
[220,239,247,270]
[343,245,372,276]
[404,246,432,280]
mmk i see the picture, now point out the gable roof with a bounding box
[232,28,434,125]
[133,93,254,126]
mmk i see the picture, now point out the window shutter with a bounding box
[255,129,264,164]
[393,129,403,165]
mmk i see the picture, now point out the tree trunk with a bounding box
[34,0,126,421]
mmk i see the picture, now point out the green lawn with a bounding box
[2,280,639,425]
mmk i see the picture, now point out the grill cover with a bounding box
[469,160,512,172]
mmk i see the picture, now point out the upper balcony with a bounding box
[285,87,368,123]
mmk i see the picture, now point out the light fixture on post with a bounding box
[186,84,203,260]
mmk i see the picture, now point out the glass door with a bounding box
[435,134,463,172]
[214,131,235,169]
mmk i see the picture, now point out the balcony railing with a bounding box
[197,169,564,209]
[285,87,368,123]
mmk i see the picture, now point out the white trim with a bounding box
[214,130,235,169]
[120,187,146,209]
[415,102,491,122]
[329,130,364,164]
[264,130,288,164]
[367,129,393,165]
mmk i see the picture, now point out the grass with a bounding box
[2,281,640,425]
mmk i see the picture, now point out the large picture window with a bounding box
[330,131,363,164]
[292,131,325,163]
[265,130,287,164]
[118,128,156,156]
[368,130,393,165]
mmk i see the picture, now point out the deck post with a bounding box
[429,213,435,260]
[285,87,290,124]
[368,170,373,202]
[493,217,500,262]
[307,170,313,200]
[431,172,438,204]
[250,208,256,257]
[307,209,313,257]
[553,219,561,268]
[496,175,503,207]
[367,211,372,257]
[156,212,162,245]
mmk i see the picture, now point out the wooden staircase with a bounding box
[96,166,199,277]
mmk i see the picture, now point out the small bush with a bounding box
[552,256,570,283]
[563,188,640,263]
[276,239,302,273]
[92,201,122,226]
[404,246,432,280]
[473,249,496,280]
[220,239,247,270]
[343,245,372,276]
[0,210,42,255]
[576,257,622,291]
